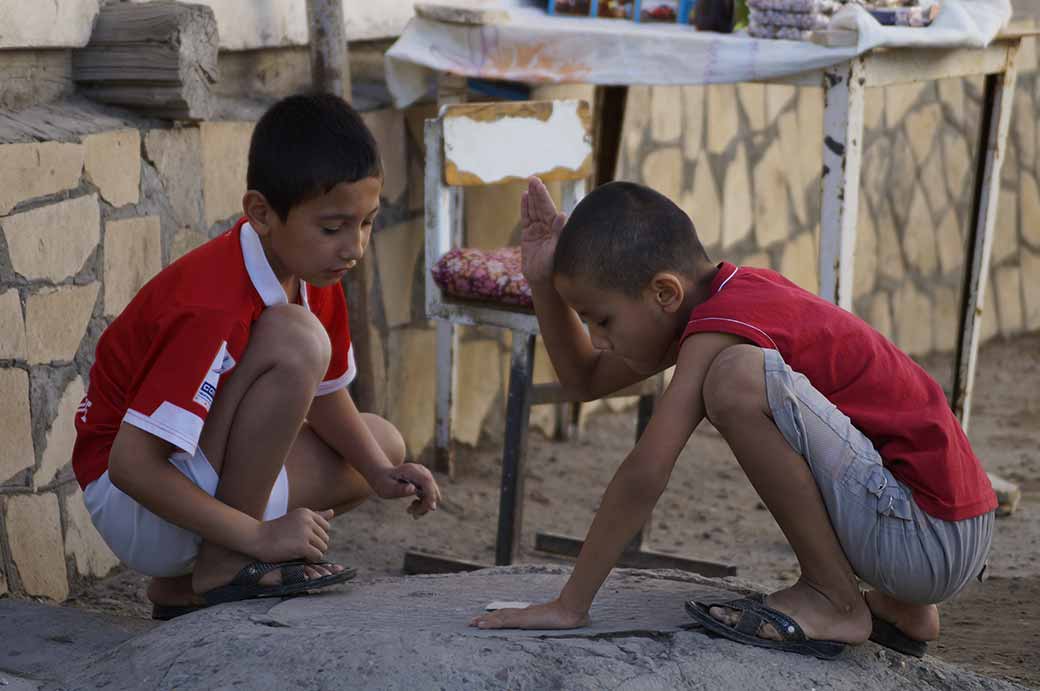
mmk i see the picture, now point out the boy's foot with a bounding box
[863,589,940,642]
[200,559,357,606]
[192,548,348,596]
[148,574,205,608]
[707,580,872,645]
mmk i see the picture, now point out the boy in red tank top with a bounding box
[471,178,994,660]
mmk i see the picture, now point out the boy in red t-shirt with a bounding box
[74,94,441,620]
[471,178,994,659]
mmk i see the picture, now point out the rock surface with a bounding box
[30,566,1027,691]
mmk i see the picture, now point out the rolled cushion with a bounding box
[431,246,533,308]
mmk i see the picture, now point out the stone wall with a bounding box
[2,39,1038,601]
[618,42,1040,361]
[0,99,423,599]
[0,0,414,49]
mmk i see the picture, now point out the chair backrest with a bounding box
[424,100,592,333]
[440,100,593,186]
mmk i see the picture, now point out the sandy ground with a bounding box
[64,332,1040,688]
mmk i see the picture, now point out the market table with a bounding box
[386,0,1036,570]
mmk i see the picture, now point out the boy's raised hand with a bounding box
[520,177,567,288]
[470,598,588,630]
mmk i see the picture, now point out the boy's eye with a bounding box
[321,226,339,235]
[597,318,609,328]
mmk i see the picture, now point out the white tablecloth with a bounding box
[386,0,1011,106]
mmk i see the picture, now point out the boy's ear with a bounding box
[649,272,685,312]
[242,190,276,237]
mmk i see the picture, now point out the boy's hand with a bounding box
[374,463,440,518]
[520,177,567,288]
[469,599,589,630]
[254,508,333,563]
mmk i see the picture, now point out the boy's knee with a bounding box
[253,304,332,376]
[703,345,765,426]
[362,413,406,466]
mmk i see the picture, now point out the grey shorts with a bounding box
[763,348,993,605]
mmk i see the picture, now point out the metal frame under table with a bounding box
[403,22,1038,576]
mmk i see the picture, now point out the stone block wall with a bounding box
[618,38,1040,359]
[2,41,1039,601]
[0,99,435,599]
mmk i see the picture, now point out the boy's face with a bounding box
[250,176,382,288]
[554,274,678,375]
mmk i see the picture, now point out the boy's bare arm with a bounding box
[307,389,440,513]
[108,424,330,562]
[522,177,649,400]
[472,331,743,629]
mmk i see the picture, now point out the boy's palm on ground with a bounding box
[470,600,588,630]
[520,177,567,287]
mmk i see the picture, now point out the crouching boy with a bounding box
[73,94,440,620]
[471,178,993,660]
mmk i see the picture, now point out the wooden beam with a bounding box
[306,0,352,99]
[306,0,377,413]
[72,1,218,121]
[818,58,865,310]
[860,42,1014,89]
[403,551,485,574]
[953,44,1021,429]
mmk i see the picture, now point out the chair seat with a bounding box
[431,246,533,308]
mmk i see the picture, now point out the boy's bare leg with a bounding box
[700,345,872,644]
[284,413,407,516]
[179,304,348,597]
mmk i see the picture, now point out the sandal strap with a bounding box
[230,560,308,586]
[717,597,808,641]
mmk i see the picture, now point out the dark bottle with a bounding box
[693,0,735,33]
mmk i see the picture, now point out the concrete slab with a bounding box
[0,674,41,691]
[57,566,1026,691]
[0,599,155,685]
[261,568,741,638]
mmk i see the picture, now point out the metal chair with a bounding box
[414,99,665,571]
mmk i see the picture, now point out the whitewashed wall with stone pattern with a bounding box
[0,98,429,600]
[2,44,1038,600]
[617,40,1040,368]
[0,0,415,49]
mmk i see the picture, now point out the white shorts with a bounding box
[83,446,290,578]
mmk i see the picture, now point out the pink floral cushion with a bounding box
[431,246,533,308]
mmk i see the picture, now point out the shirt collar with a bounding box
[240,222,309,308]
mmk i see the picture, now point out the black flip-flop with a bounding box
[151,602,208,621]
[685,597,848,660]
[202,560,357,606]
[869,615,928,658]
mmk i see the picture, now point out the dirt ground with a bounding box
[65,332,1040,688]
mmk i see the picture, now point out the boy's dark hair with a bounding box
[553,181,710,297]
[247,93,382,221]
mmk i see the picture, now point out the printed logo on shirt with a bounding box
[77,397,92,423]
[193,341,229,412]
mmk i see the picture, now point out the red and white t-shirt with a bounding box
[72,218,355,490]
[682,262,996,522]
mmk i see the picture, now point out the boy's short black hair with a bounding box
[553,181,710,297]
[247,93,382,221]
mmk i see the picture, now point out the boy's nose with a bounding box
[340,231,364,260]
[590,333,611,351]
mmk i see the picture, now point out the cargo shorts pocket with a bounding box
[846,461,915,524]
